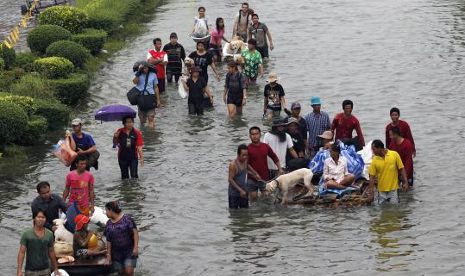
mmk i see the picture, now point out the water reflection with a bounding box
[370,207,413,272]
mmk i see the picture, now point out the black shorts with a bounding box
[157,78,165,93]
[227,94,243,107]
[188,103,203,115]
[257,46,269,58]
[228,196,249,209]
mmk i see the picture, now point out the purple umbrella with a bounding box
[95,104,136,122]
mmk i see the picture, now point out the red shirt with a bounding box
[115,127,144,160]
[65,170,94,208]
[389,138,414,180]
[247,142,279,181]
[386,120,415,152]
[331,113,365,146]
[148,49,167,79]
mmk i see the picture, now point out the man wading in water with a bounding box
[232,2,252,42]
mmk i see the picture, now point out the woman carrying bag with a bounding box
[131,62,160,129]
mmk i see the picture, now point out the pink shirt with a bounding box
[65,170,94,208]
[210,29,225,46]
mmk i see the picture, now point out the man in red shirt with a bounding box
[147,38,168,94]
[385,107,416,157]
[331,99,365,151]
[388,127,414,186]
[247,126,281,201]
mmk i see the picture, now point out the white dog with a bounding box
[90,206,109,226]
[53,218,73,243]
[265,168,315,204]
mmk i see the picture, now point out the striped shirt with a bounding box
[304,111,331,148]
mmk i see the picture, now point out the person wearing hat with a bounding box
[331,99,365,151]
[147,38,168,93]
[285,117,308,171]
[241,38,264,84]
[133,61,161,129]
[263,118,298,177]
[224,61,247,118]
[73,214,106,259]
[288,102,308,154]
[181,66,213,115]
[318,130,334,151]
[303,96,331,157]
[163,32,186,83]
[263,72,285,120]
[68,118,99,171]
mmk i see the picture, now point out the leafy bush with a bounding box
[0,68,26,91]
[0,93,36,116]
[0,58,4,71]
[33,57,74,79]
[18,116,48,145]
[49,73,89,105]
[79,0,141,33]
[14,52,38,72]
[0,101,28,145]
[0,44,16,70]
[39,6,89,33]
[46,40,90,68]
[10,73,55,99]
[72,28,108,55]
[27,25,72,54]
[34,99,70,129]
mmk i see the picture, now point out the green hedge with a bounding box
[0,58,4,71]
[14,52,38,72]
[18,116,49,145]
[39,6,89,33]
[49,73,89,105]
[33,57,74,79]
[0,44,16,70]
[72,28,108,55]
[46,40,90,68]
[34,99,70,129]
[27,25,72,54]
[0,68,26,91]
[10,73,55,99]
[0,101,28,145]
[0,93,36,116]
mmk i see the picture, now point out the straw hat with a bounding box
[318,130,333,140]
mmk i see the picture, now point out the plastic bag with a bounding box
[51,269,70,276]
[308,149,330,174]
[178,77,188,99]
[357,140,373,180]
[52,138,77,167]
[193,17,208,38]
[339,142,365,180]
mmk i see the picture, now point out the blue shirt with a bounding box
[136,72,158,95]
[72,132,95,151]
[304,111,331,148]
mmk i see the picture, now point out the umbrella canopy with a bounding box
[95,104,136,122]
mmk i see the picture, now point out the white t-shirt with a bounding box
[323,156,349,183]
[263,132,294,170]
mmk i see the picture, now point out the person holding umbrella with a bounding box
[113,116,144,179]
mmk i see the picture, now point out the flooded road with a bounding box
[1,0,465,274]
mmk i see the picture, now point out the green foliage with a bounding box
[33,57,74,79]
[0,101,28,145]
[18,116,48,145]
[14,52,38,72]
[0,68,26,91]
[46,40,90,68]
[39,6,89,33]
[49,73,90,105]
[78,0,141,33]
[27,25,72,54]
[72,28,108,55]
[0,44,16,70]
[10,73,55,99]
[0,58,4,71]
[0,93,36,116]
[34,99,70,129]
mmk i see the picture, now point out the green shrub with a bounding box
[72,28,108,55]
[0,58,4,71]
[18,115,48,145]
[0,93,36,116]
[46,40,90,68]
[14,52,38,72]
[33,57,74,79]
[0,44,16,70]
[27,25,72,54]
[0,101,28,145]
[39,6,89,33]
[49,73,89,105]
[34,99,70,129]
[10,73,55,99]
[0,68,26,91]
